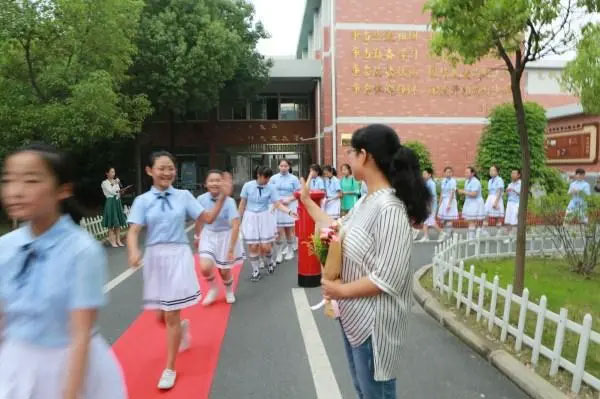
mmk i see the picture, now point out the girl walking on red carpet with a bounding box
[126,151,231,390]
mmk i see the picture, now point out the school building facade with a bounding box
[139,0,599,195]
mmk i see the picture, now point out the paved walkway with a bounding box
[99,238,529,399]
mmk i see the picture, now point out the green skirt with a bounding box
[102,197,127,228]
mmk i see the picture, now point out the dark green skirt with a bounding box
[102,197,127,228]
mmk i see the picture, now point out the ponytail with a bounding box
[388,146,431,224]
[351,124,431,224]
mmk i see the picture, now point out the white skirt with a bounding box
[0,335,126,399]
[462,198,486,220]
[424,203,438,226]
[437,197,459,220]
[143,243,201,311]
[484,195,505,217]
[198,229,245,269]
[242,210,276,244]
[323,198,341,219]
[504,201,519,225]
[276,201,298,227]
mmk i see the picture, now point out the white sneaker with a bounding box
[201,286,219,306]
[276,251,283,264]
[293,241,298,251]
[158,368,177,390]
[179,319,191,352]
[284,247,294,261]
[418,235,429,242]
[225,291,236,304]
[259,259,265,269]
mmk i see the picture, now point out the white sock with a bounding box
[223,277,234,294]
[205,272,218,289]
[287,239,294,251]
[264,251,273,266]
[249,255,260,274]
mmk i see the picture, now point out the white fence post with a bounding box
[447,257,454,301]
[476,272,486,322]
[549,307,568,377]
[488,276,500,332]
[475,230,480,257]
[514,288,529,352]
[453,233,459,261]
[466,265,475,316]
[500,284,513,342]
[456,261,464,309]
[531,295,547,367]
[571,314,593,393]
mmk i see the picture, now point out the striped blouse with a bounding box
[339,187,413,381]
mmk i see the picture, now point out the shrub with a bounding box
[476,102,559,191]
[404,140,433,173]
[530,192,600,276]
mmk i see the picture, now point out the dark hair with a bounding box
[512,168,521,175]
[105,166,115,174]
[6,143,86,223]
[279,159,291,167]
[424,167,433,175]
[323,165,334,175]
[341,163,352,175]
[148,150,176,167]
[444,166,453,173]
[205,169,223,181]
[490,164,499,173]
[255,165,273,179]
[309,163,322,176]
[466,166,479,179]
[575,168,586,175]
[351,124,431,224]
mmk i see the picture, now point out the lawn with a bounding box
[422,257,599,396]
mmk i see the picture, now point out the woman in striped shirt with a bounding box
[300,124,430,399]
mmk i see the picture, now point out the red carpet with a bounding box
[112,257,241,399]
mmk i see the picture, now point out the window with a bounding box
[219,94,310,121]
[219,99,248,120]
[279,97,309,120]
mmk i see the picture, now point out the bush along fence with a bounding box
[79,206,130,242]
[431,233,599,394]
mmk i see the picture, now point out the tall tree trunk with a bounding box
[168,110,176,152]
[510,71,529,295]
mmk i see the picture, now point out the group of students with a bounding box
[419,164,523,241]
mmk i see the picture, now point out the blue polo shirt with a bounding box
[197,193,239,232]
[240,180,279,212]
[0,215,107,347]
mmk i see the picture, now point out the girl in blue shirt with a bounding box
[437,166,459,236]
[0,143,126,399]
[239,166,296,281]
[458,166,485,239]
[322,165,342,219]
[309,163,326,191]
[270,159,301,264]
[127,151,231,390]
[194,170,244,306]
[483,165,505,236]
[419,167,445,242]
[566,168,591,224]
[504,169,522,238]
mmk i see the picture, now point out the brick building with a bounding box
[140,0,597,195]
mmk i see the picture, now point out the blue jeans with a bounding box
[342,330,396,399]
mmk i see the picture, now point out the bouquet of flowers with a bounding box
[306,225,343,319]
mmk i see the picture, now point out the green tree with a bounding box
[562,23,600,114]
[0,0,151,159]
[404,140,433,173]
[128,0,271,149]
[424,0,600,294]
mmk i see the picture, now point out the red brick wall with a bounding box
[337,0,431,24]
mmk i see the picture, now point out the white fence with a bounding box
[80,205,130,241]
[432,233,599,394]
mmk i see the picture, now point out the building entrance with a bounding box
[226,143,313,198]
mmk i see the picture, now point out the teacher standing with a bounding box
[300,124,430,399]
[101,167,127,247]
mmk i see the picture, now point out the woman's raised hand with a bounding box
[300,170,316,203]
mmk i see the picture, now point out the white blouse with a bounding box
[339,187,413,381]
[101,179,120,199]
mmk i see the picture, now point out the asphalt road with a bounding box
[98,236,530,399]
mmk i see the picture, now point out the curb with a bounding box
[413,264,568,399]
